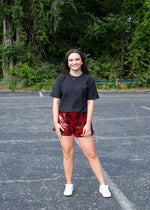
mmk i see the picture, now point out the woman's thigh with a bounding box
[76,136,97,158]
[60,135,75,155]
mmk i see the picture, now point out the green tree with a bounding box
[0,0,149,88]
[0,0,77,79]
[123,0,150,84]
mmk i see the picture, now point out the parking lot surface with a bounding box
[0,92,150,210]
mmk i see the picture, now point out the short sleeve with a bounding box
[50,75,63,98]
[87,76,99,100]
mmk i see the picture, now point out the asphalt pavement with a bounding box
[0,91,150,210]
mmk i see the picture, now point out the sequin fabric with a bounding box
[54,112,93,137]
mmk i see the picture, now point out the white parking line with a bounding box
[75,139,136,210]
[103,169,136,210]
[141,106,150,111]
[0,135,150,144]
[39,91,44,97]
[75,138,79,146]
[0,176,63,183]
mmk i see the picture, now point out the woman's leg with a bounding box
[60,135,74,184]
[77,136,105,185]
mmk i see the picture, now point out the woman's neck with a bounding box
[69,70,82,77]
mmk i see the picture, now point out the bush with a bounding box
[9,62,60,90]
[87,54,125,80]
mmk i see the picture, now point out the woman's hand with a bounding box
[83,123,91,138]
[83,100,94,138]
[54,122,64,139]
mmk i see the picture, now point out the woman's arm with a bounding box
[52,98,64,139]
[83,99,94,138]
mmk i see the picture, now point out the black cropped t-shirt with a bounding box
[50,73,99,113]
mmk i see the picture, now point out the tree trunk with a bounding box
[2,17,8,78]
[3,15,13,78]
[16,25,20,41]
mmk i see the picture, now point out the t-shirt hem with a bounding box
[59,110,87,113]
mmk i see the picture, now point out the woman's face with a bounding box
[68,53,83,72]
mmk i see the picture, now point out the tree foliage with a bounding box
[0,0,149,88]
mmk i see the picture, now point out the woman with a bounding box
[50,49,111,198]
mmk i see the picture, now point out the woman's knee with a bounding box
[63,147,74,159]
[86,152,97,160]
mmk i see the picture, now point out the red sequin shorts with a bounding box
[54,112,93,137]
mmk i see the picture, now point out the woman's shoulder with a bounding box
[56,73,68,82]
[82,73,94,81]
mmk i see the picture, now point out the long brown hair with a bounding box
[62,49,89,74]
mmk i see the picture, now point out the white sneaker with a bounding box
[64,184,74,196]
[99,184,111,198]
